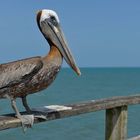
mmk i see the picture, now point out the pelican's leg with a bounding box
[22,96,32,113]
[11,98,22,118]
[4,95,21,118]
[22,96,46,121]
[5,94,34,132]
[11,98,34,132]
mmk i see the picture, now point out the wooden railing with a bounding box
[0,95,140,140]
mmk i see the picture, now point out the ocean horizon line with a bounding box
[62,66,140,69]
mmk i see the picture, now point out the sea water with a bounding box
[0,68,140,140]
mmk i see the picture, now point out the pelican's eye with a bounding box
[50,16,58,26]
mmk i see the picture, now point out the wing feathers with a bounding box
[0,57,43,89]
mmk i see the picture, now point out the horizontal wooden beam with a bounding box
[0,95,140,131]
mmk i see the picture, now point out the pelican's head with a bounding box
[36,9,81,76]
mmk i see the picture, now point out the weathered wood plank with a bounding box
[105,106,128,140]
[0,95,140,131]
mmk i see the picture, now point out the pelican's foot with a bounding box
[18,114,34,132]
[34,114,47,120]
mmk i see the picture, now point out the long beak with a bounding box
[40,19,81,76]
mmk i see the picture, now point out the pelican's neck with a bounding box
[43,46,63,66]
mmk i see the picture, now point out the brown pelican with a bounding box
[0,9,81,129]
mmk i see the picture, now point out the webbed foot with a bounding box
[17,114,34,132]
[34,114,47,120]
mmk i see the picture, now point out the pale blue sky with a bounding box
[0,1,140,67]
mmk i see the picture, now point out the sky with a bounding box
[0,1,140,67]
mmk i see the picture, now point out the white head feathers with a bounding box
[40,9,60,23]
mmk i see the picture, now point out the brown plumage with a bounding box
[0,46,62,99]
[0,9,81,128]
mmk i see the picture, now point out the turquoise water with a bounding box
[0,68,140,139]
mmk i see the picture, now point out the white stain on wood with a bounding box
[33,105,72,113]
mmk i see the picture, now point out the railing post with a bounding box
[105,105,128,140]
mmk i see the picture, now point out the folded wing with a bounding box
[0,57,43,89]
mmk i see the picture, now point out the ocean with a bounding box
[0,68,140,140]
